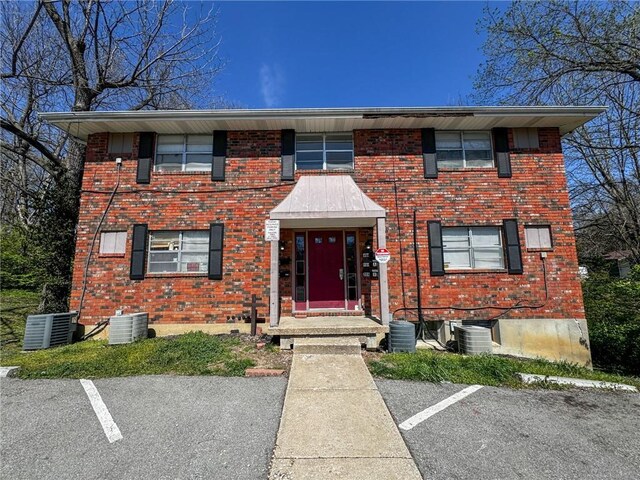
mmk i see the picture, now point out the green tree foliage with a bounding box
[474,1,640,262]
[1,1,223,312]
[583,266,640,374]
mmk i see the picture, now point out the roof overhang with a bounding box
[39,105,607,141]
[270,175,385,228]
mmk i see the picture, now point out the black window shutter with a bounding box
[427,221,445,276]
[493,128,512,178]
[422,128,438,179]
[130,224,148,280]
[208,223,224,280]
[212,131,227,181]
[503,219,523,274]
[281,129,295,181]
[136,132,155,184]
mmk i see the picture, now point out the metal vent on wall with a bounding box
[109,312,149,345]
[454,325,493,355]
[23,313,77,350]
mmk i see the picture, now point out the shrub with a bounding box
[583,265,640,375]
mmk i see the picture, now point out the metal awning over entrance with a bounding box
[270,175,386,228]
[268,175,390,327]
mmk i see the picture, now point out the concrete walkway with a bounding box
[269,341,422,479]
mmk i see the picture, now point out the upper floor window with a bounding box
[436,131,493,168]
[296,133,354,170]
[155,134,213,172]
[442,226,504,270]
[108,133,133,155]
[99,231,127,255]
[525,225,552,250]
[148,230,209,273]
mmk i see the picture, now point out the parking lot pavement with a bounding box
[1,376,287,480]
[377,379,640,480]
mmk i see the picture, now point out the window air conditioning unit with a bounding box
[109,312,149,345]
[454,325,493,355]
[23,312,77,350]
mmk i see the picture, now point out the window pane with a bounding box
[149,251,179,262]
[185,154,212,171]
[466,158,494,168]
[525,226,552,249]
[186,135,213,152]
[296,150,323,169]
[473,248,504,269]
[326,151,353,170]
[156,135,184,153]
[180,253,208,272]
[471,227,501,247]
[443,228,470,245]
[444,249,472,269]
[465,149,493,160]
[156,154,182,172]
[436,132,462,149]
[182,231,209,251]
[296,135,323,151]
[463,132,491,150]
[326,140,353,151]
[150,232,180,250]
[148,261,178,273]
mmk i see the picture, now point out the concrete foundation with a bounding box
[436,318,592,367]
[83,322,253,341]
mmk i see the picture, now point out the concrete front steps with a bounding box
[268,316,388,350]
[294,336,362,355]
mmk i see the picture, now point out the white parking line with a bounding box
[80,379,123,443]
[399,385,483,431]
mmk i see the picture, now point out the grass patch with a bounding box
[0,289,40,352]
[0,332,256,379]
[367,350,640,390]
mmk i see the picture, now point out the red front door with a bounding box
[307,231,345,309]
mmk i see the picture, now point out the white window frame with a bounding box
[99,231,127,254]
[147,230,209,274]
[154,134,213,172]
[435,130,494,168]
[295,132,354,171]
[525,225,553,250]
[442,226,505,270]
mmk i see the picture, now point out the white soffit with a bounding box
[39,106,607,140]
[270,175,385,227]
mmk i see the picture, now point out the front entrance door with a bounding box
[307,231,345,309]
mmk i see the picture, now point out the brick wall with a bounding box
[72,127,584,325]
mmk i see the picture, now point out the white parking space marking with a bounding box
[399,385,483,431]
[80,379,123,443]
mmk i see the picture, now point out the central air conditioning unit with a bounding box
[109,312,149,345]
[454,325,493,355]
[23,312,77,350]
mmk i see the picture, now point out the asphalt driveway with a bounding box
[1,376,287,480]
[377,379,640,480]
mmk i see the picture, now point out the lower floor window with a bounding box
[442,226,504,270]
[148,230,209,273]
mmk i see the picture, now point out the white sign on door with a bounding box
[265,219,280,241]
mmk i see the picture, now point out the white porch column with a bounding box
[269,240,279,327]
[376,217,390,325]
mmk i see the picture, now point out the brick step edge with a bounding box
[245,368,286,377]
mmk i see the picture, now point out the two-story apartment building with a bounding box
[42,106,605,365]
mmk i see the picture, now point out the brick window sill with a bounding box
[145,273,208,278]
[444,269,508,274]
[153,171,211,176]
[98,253,126,258]
[526,248,553,253]
[437,168,498,173]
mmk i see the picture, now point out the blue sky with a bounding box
[211,1,498,108]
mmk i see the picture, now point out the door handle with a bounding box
[339,268,344,280]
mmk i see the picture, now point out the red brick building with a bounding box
[43,107,604,364]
